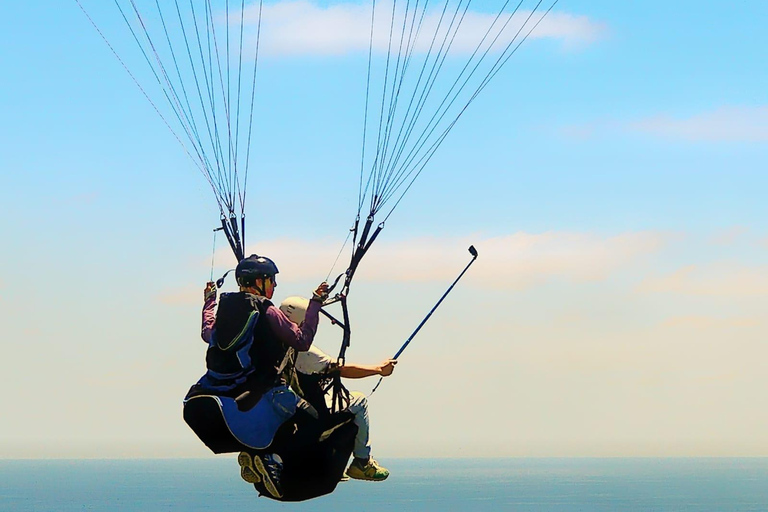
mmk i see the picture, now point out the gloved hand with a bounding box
[204,281,217,301]
[311,282,329,303]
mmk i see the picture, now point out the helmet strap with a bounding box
[253,277,267,297]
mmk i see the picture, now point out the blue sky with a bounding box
[1,1,767,458]
[4,1,767,240]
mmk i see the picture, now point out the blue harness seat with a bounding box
[183,385,298,453]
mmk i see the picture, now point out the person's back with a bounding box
[200,291,287,397]
[184,254,329,499]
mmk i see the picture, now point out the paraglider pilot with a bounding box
[280,296,396,481]
[185,254,328,499]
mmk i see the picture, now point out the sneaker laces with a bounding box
[263,454,283,485]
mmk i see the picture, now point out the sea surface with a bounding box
[1,458,766,511]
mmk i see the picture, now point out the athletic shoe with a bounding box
[253,453,284,498]
[345,458,389,481]
[237,452,261,484]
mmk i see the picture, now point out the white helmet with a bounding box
[279,296,310,325]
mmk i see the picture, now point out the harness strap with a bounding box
[327,373,351,414]
[277,347,296,376]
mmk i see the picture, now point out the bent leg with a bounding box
[347,391,371,460]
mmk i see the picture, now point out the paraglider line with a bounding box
[242,0,264,215]
[357,0,377,216]
[174,0,231,207]
[379,0,506,197]
[325,228,353,282]
[152,0,212,186]
[379,0,557,216]
[375,0,462,198]
[373,0,420,203]
[73,0,213,191]
[379,0,527,207]
[210,226,224,281]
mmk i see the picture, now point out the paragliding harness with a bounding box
[75,0,548,501]
[293,364,343,418]
[184,292,299,445]
[319,215,382,412]
[192,292,287,398]
[183,291,358,502]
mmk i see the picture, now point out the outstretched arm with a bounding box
[339,359,397,379]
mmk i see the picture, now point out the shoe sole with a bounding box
[237,452,261,484]
[346,475,389,481]
[252,455,283,498]
[345,469,389,482]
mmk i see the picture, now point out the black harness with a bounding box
[187,292,293,407]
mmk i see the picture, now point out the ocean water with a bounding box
[1,458,766,511]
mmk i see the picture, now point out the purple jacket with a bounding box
[202,294,320,351]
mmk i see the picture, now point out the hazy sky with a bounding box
[1,0,767,458]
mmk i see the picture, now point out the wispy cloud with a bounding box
[661,315,763,330]
[161,230,768,303]
[563,106,768,143]
[708,226,748,247]
[156,285,202,306]
[156,230,665,302]
[629,106,768,143]
[240,2,605,56]
[638,263,768,297]
[250,230,665,287]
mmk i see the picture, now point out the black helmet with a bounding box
[236,254,279,286]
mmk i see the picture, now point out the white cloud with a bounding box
[661,314,762,330]
[249,230,665,286]
[628,106,768,143]
[467,231,665,289]
[638,263,768,297]
[528,11,606,48]
[240,2,604,56]
[156,230,665,301]
[563,106,768,143]
[708,226,748,247]
[156,285,202,305]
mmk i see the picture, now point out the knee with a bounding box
[349,391,367,410]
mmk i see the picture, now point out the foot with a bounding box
[346,457,389,481]
[237,452,261,484]
[252,453,284,498]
